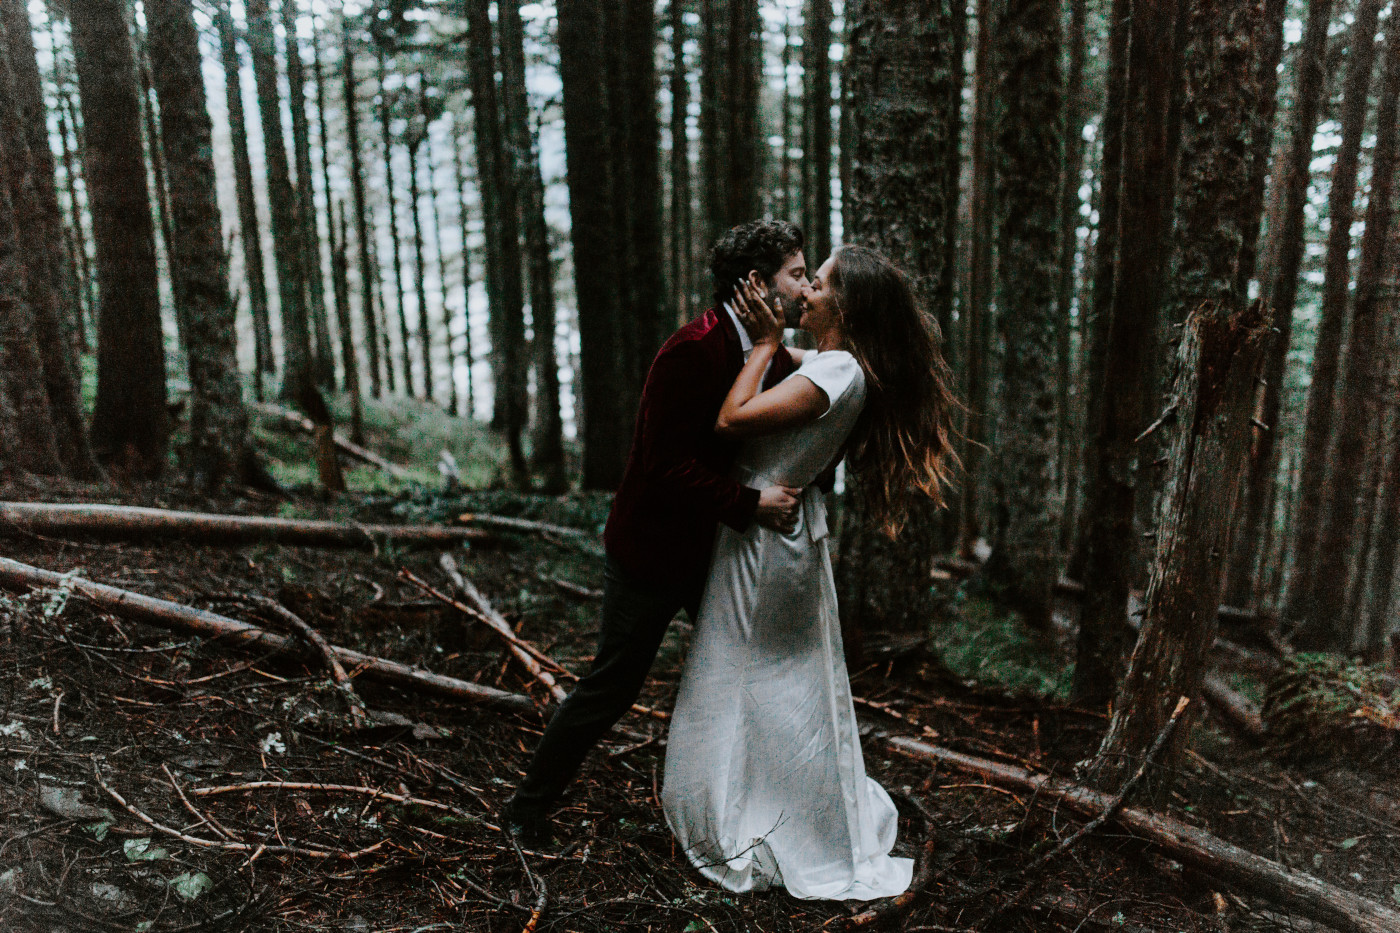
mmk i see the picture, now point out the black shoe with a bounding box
[502,799,554,849]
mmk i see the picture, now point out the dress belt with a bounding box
[737,467,829,544]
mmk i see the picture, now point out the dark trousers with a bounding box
[510,556,701,815]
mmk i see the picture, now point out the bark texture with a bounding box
[982,0,1065,629]
[802,0,833,264]
[699,0,762,241]
[147,0,255,490]
[836,0,962,633]
[69,0,169,476]
[340,15,380,398]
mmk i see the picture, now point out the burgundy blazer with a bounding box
[603,307,796,592]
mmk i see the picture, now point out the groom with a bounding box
[504,220,811,843]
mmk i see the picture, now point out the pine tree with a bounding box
[69,0,168,476]
[700,0,761,241]
[802,0,832,262]
[146,0,255,490]
[376,48,412,396]
[982,0,1065,628]
[340,14,381,398]
[836,0,963,634]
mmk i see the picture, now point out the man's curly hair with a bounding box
[708,220,805,310]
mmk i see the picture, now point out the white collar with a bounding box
[722,302,753,353]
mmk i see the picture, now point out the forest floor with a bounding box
[2,410,1399,932]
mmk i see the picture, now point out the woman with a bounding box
[661,245,959,900]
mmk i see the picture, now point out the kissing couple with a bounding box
[505,220,958,901]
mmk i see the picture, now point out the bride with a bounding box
[661,245,959,900]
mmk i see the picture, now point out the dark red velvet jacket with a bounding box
[603,307,795,592]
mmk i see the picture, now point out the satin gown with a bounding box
[661,351,914,901]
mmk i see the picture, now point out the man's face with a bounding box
[757,251,809,328]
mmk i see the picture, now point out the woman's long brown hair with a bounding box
[830,245,960,537]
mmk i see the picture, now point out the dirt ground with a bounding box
[1,476,1398,932]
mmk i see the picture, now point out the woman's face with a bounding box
[799,255,842,339]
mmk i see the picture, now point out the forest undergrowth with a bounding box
[1,414,1398,933]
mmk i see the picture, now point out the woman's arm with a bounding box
[716,282,829,438]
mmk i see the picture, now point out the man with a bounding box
[504,220,811,843]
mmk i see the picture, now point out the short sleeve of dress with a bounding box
[796,351,866,419]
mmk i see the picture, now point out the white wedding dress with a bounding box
[661,350,913,901]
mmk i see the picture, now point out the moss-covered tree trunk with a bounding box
[69,0,168,477]
[1073,0,1181,707]
[406,129,432,401]
[147,0,255,491]
[835,0,962,636]
[0,0,96,478]
[982,0,1064,629]
[214,0,273,398]
[1285,0,1384,634]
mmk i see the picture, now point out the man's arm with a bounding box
[640,342,797,531]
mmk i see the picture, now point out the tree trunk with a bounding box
[420,81,457,415]
[1055,0,1087,492]
[311,19,346,393]
[982,0,1064,629]
[0,23,61,475]
[54,89,95,346]
[279,0,332,387]
[451,115,476,418]
[406,129,433,402]
[376,48,412,397]
[330,201,363,443]
[669,0,693,325]
[0,0,97,478]
[958,0,1000,558]
[135,40,175,309]
[246,0,311,400]
[1096,0,1275,790]
[146,0,256,491]
[802,0,832,264]
[1363,374,1400,651]
[1072,0,1181,706]
[1285,0,1384,633]
[836,0,962,634]
[499,1,565,492]
[700,0,761,242]
[69,0,168,477]
[340,14,380,399]
[215,0,273,398]
[465,0,528,486]
[1294,16,1400,652]
[558,0,630,489]
[1096,300,1268,795]
[1066,0,1130,581]
[1228,0,1336,611]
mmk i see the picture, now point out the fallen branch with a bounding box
[980,697,1191,927]
[836,792,938,929]
[430,556,669,721]
[189,780,490,828]
[252,401,411,479]
[94,761,390,860]
[521,878,548,933]
[456,512,589,538]
[537,573,602,600]
[243,595,368,728]
[0,556,534,715]
[0,502,489,550]
[1201,673,1266,738]
[404,563,567,705]
[881,733,1400,933]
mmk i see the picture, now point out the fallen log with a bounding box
[455,513,590,538]
[881,733,1400,933]
[0,502,490,550]
[244,595,368,728]
[1200,673,1266,738]
[0,556,535,715]
[252,401,412,480]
